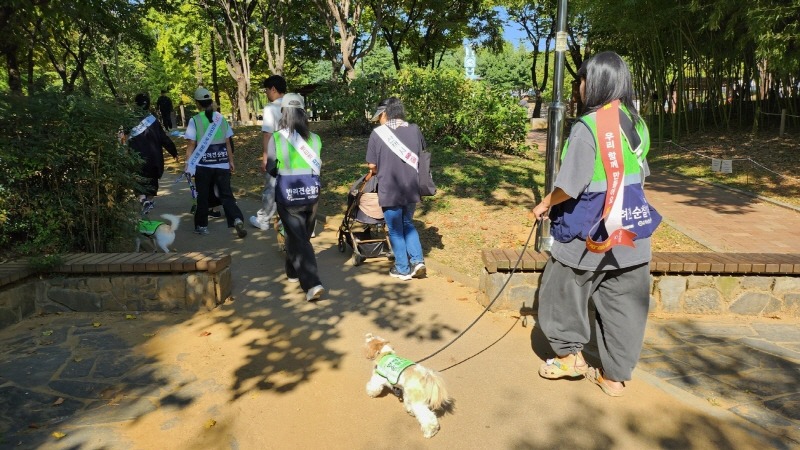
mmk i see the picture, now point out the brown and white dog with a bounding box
[136,214,180,253]
[364,333,452,438]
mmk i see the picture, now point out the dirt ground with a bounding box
[3,188,786,449]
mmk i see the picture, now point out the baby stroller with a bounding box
[337,173,393,266]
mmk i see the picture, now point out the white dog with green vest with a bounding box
[136,214,180,253]
[364,333,452,438]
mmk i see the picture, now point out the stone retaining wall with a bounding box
[478,271,800,318]
[0,269,231,330]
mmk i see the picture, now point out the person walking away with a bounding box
[531,51,662,397]
[184,87,247,239]
[156,90,174,130]
[366,97,427,281]
[128,93,178,212]
[250,75,286,230]
[265,93,325,301]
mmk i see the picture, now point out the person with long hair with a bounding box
[532,51,662,397]
[366,97,427,281]
[265,93,325,301]
[184,87,247,238]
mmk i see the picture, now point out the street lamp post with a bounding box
[536,0,569,253]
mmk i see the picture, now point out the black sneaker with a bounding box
[389,267,412,281]
[208,209,222,218]
[234,218,247,238]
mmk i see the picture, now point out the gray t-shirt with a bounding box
[366,124,425,207]
[549,120,652,271]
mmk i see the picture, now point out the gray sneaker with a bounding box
[411,263,427,278]
[234,218,247,238]
[194,226,209,235]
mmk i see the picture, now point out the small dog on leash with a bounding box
[136,213,180,253]
[363,333,452,438]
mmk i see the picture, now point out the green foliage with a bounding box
[0,94,143,256]
[26,254,65,272]
[313,68,529,154]
[476,43,531,92]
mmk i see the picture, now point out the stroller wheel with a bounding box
[351,254,366,266]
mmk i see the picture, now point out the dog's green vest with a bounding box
[138,220,163,236]
[376,354,415,385]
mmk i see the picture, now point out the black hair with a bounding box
[135,93,150,110]
[278,107,310,140]
[379,97,406,121]
[198,99,214,121]
[263,75,287,94]
[579,51,640,124]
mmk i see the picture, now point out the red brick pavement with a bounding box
[646,171,800,253]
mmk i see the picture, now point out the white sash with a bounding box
[130,114,156,139]
[278,129,321,174]
[375,125,418,171]
[186,112,223,176]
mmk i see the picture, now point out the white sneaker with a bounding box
[249,215,270,231]
[410,263,427,278]
[306,285,325,302]
[287,277,300,283]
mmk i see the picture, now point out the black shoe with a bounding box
[208,210,222,218]
[234,218,247,238]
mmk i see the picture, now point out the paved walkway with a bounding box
[0,169,799,449]
[646,171,800,253]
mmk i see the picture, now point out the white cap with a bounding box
[281,93,305,109]
[194,87,212,101]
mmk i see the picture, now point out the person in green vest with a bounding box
[532,51,661,397]
[265,93,325,301]
[184,87,247,238]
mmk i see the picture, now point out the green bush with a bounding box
[0,94,143,256]
[313,68,529,155]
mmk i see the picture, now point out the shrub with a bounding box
[0,94,143,256]
[314,68,529,155]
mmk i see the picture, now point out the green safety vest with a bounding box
[273,131,322,176]
[376,354,416,385]
[192,112,230,145]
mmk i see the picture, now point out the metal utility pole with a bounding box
[536,0,569,253]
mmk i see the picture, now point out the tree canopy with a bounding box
[1,0,798,134]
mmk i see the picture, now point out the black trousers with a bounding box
[194,166,243,228]
[277,202,321,291]
[160,110,172,129]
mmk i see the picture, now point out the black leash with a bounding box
[416,219,541,364]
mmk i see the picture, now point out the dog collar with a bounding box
[376,354,415,385]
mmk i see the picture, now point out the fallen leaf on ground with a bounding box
[204,419,217,428]
[52,431,66,439]
[42,330,53,336]
[143,333,156,337]
[125,314,137,320]
[199,331,211,337]
[53,397,64,406]
[92,322,102,327]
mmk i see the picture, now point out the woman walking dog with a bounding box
[532,51,661,396]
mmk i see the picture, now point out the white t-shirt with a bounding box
[261,98,283,133]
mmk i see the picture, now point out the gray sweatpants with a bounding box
[538,257,650,381]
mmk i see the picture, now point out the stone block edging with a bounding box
[479,250,800,318]
[0,252,231,331]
